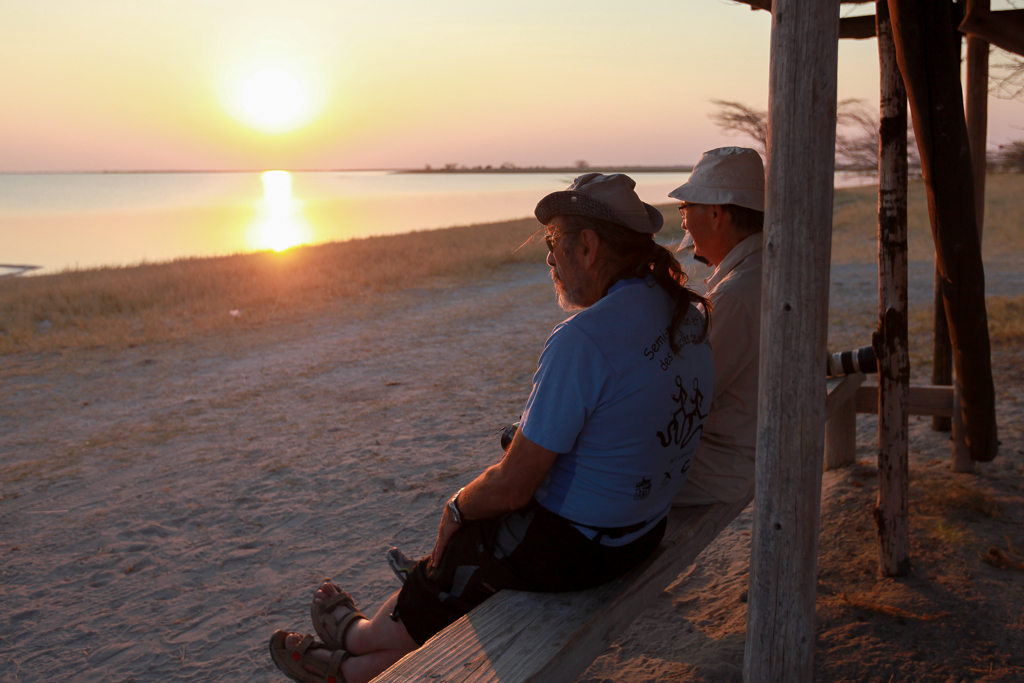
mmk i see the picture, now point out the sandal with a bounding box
[268,631,349,683]
[310,582,367,650]
[385,546,419,584]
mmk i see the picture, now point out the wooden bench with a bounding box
[824,373,867,470]
[823,377,955,470]
[370,373,868,683]
[853,383,954,418]
[372,494,753,683]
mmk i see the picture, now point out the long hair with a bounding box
[558,215,711,352]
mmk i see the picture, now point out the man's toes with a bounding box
[313,580,337,605]
[283,632,332,669]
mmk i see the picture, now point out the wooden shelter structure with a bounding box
[368,1,1019,681]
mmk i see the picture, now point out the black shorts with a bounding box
[395,501,667,645]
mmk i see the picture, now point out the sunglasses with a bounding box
[677,203,701,217]
[544,233,559,253]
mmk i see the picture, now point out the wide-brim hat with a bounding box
[668,147,765,212]
[535,173,663,234]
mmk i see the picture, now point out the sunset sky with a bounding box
[2,0,1021,173]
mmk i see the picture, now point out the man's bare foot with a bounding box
[286,631,334,667]
[268,630,348,682]
[311,580,366,650]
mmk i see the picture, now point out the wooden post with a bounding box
[874,0,911,577]
[743,0,840,680]
[888,0,999,463]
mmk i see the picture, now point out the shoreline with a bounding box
[2,257,1022,682]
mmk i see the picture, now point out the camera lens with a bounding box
[826,345,877,376]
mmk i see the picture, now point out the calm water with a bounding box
[0,170,874,274]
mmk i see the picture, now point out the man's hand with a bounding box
[428,431,558,568]
[430,497,461,568]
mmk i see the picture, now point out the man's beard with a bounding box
[551,252,587,311]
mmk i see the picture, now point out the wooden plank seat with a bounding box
[371,374,864,682]
[372,494,753,683]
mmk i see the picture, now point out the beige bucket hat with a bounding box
[535,173,663,234]
[668,147,765,212]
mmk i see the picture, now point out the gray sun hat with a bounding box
[535,173,663,234]
[668,147,765,212]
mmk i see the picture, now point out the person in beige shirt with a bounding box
[668,147,765,505]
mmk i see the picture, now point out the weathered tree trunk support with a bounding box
[946,0,992,472]
[966,0,989,239]
[743,0,839,680]
[873,0,911,577]
[887,0,998,463]
[931,269,952,432]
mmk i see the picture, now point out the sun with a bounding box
[228,64,318,134]
[240,69,306,131]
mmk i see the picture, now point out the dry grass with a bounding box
[909,295,1024,348]
[917,480,1004,519]
[986,295,1024,344]
[830,173,1024,264]
[838,593,947,621]
[0,218,547,354]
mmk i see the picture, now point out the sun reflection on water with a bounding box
[250,170,311,252]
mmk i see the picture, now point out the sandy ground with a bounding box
[2,260,1022,682]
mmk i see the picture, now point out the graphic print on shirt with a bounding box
[656,375,708,454]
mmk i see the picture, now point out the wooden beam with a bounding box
[736,0,878,9]
[888,0,998,463]
[854,384,954,417]
[874,0,910,577]
[840,15,877,39]
[371,496,752,683]
[736,1,879,42]
[960,8,1024,58]
[744,0,840,680]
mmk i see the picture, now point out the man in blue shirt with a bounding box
[270,174,715,683]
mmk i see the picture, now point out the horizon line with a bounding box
[0,165,699,176]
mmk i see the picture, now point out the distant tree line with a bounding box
[711,97,1022,173]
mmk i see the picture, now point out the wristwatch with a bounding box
[447,488,464,525]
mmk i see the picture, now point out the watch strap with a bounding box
[448,488,464,525]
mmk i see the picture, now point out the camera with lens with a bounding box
[826,345,877,376]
